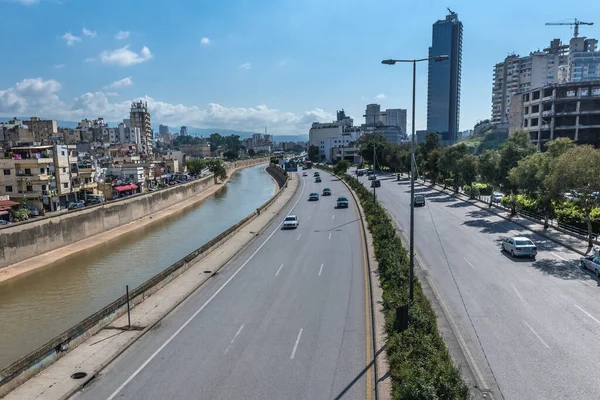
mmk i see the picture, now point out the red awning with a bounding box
[114,185,132,192]
[0,200,20,208]
[129,184,138,190]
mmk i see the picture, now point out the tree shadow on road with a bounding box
[428,196,458,203]
[530,258,600,283]
[462,218,513,234]
[446,201,473,208]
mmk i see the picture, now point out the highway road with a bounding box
[360,171,600,400]
[74,170,373,400]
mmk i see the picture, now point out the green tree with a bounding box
[458,154,479,198]
[308,144,320,162]
[498,130,536,213]
[357,133,387,168]
[223,150,238,161]
[383,144,409,175]
[209,133,224,152]
[206,160,228,184]
[224,134,241,152]
[424,148,442,183]
[333,160,350,175]
[438,143,469,191]
[185,158,205,175]
[549,146,600,246]
[479,150,500,207]
[248,148,256,157]
[545,137,575,159]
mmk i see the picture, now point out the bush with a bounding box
[462,184,480,198]
[319,164,469,399]
[474,183,492,195]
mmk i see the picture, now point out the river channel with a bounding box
[0,164,274,370]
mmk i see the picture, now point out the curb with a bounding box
[330,171,390,400]
[424,181,589,256]
[59,173,299,400]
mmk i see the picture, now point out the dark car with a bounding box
[315,176,322,183]
[371,179,381,188]
[322,188,332,196]
[308,192,320,201]
[366,169,374,174]
[413,194,426,207]
[336,196,349,208]
[313,172,320,177]
[357,170,365,176]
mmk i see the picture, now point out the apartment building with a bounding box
[509,81,600,149]
[309,118,361,163]
[130,101,152,152]
[23,117,57,144]
[0,119,34,145]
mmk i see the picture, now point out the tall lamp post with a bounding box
[381,55,448,302]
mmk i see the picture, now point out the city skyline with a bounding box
[1,0,600,135]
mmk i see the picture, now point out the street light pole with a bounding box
[381,54,448,303]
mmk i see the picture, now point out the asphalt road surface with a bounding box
[74,170,372,400]
[360,171,600,400]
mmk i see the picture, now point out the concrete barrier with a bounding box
[0,158,268,268]
[266,164,287,189]
[0,164,287,397]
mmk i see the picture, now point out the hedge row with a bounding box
[319,165,469,399]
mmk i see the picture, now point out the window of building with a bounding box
[532,91,541,100]
[26,185,33,192]
[24,168,31,175]
[61,151,65,156]
[580,88,589,96]
[63,183,68,188]
[62,168,66,173]
[524,106,529,114]
[567,90,576,97]
[3,169,10,175]
[524,119,529,127]
[40,167,45,174]
[531,118,539,127]
[532,105,539,113]
[5,185,13,192]
[41,184,47,191]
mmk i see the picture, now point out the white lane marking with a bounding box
[551,252,566,261]
[275,264,284,276]
[290,328,303,359]
[318,263,324,276]
[224,324,244,354]
[575,304,600,326]
[332,214,335,220]
[308,216,311,221]
[313,204,315,208]
[523,320,551,349]
[297,233,302,240]
[105,172,306,400]
[328,232,332,240]
[464,257,476,269]
[511,283,525,303]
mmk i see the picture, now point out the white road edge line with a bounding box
[297,233,302,240]
[464,257,476,269]
[275,264,284,276]
[224,324,245,354]
[105,172,306,400]
[318,263,324,276]
[575,304,600,326]
[290,328,303,359]
[328,232,332,240]
[511,283,525,303]
[551,252,567,261]
[523,320,551,349]
[332,214,335,220]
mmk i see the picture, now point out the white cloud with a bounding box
[200,37,210,45]
[375,93,386,99]
[82,28,97,39]
[61,32,81,46]
[115,31,130,40]
[54,64,65,69]
[97,45,153,67]
[105,77,133,89]
[239,62,251,70]
[0,78,334,132]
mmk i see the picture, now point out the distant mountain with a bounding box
[0,118,308,143]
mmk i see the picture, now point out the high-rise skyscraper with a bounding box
[426,10,462,145]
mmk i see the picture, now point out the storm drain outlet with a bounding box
[71,372,88,380]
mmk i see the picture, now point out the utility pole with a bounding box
[372,144,376,202]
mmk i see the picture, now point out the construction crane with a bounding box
[545,18,594,38]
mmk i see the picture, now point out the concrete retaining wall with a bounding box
[0,158,268,268]
[266,164,288,189]
[0,164,287,396]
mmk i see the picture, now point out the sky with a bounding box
[1,0,599,135]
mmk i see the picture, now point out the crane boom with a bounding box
[545,19,594,37]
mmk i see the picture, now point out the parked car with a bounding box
[303,172,307,176]
[282,215,299,229]
[357,170,365,176]
[24,205,40,217]
[322,188,332,196]
[501,237,537,258]
[491,193,504,203]
[368,174,376,181]
[413,194,426,207]
[315,176,322,183]
[371,179,381,188]
[0,220,11,226]
[581,247,600,277]
[68,201,86,210]
[308,192,320,201]
[366,169,374,174]
[336,196,349,208]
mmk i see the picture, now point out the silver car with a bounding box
[502,236,537,258]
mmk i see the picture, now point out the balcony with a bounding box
[13,157,53,165]
[16,172,54,182]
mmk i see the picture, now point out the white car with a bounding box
[282,215,299,229]
[501,236,537,258]
[368,174,376,181]
[491,193,504,203]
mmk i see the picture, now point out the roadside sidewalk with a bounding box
[424,180,592,256]
[4,175,298,400]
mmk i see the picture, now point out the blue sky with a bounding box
[1,0,599,135]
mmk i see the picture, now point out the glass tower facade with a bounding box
[426,11,462,145]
